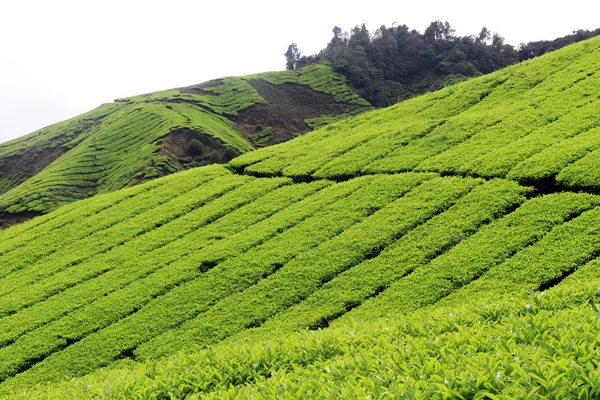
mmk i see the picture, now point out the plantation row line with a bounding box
[0,174,282,314]
[137,77,267,117]
[241,69,509,179]
[0,180,334,348]
[0,177,332,344]
[0,93,258,213]
[0,171,175,257]
[0,103,125,160]
[140,185,600,359]
[201,279,600,399]
[254,64,370,107]
[224,72,457,172]
[0,102,127,200]
[0,104,181,212]
[1,175,600,390]
[444,200,600,305]
[126,64,369,122]
[339,191,600,323]
[228,51,530,174]
[136,178,524,359]
[416,45,600,169]
[234,181,577,339]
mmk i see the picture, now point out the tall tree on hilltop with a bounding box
[477,27,491,44]
[330,26,344,47]
[284,43,301,70]
[424,20,455,43]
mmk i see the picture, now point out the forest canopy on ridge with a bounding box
[285,21,600,106]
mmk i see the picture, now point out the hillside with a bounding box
[0,36,599,398]
[0,64,369,220]
[231,37,600,190]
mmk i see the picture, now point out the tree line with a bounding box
[285,22,600,107]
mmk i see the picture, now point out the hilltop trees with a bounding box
[518,28,600,60]
[286,21,600,107]
[284,43,301,70]
[318,20,519,106]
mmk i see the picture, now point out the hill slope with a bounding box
[231,37,600,190]
[0,64,369,218]
[0,36,600,397]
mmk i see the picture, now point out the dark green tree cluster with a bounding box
[287,22,599,107]
[518,29,600,60]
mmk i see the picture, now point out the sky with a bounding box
[1,0,599,143]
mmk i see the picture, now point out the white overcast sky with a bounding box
[1,0,599,143]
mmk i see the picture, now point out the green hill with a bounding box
[0,64,369,219]
[0,36,600,398]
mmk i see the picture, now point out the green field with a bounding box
[0,36,600,398]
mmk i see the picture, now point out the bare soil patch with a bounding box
[0,146,66,195]
[0,211,41,230]
[235,80,347,145]
[158,129,240,170]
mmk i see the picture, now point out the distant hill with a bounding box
[0,64,369,220]
[0,36,600,398]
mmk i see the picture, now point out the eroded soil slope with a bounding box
[236,80,347,146]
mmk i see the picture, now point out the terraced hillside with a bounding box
[0,64,369,217]
[1,37,600,398]
[231,37,600,191]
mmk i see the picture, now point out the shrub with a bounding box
[208,150,222,164]
[223,147,240,161]
[188,139,204,156]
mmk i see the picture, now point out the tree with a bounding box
[330,26,343,47]
[187,139,203,156]
[424,20,455,43]
[478,27,491,44]
[284,43,301,70]
[492,33,505,49]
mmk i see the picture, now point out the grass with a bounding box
[1,36,600,398]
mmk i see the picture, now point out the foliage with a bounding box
[187,139,204,156]
[518,28,600,60]
[284,43,301,70]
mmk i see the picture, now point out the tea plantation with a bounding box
[0,64,368,215]
[1,36,600,398]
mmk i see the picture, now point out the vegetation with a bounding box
[288,22,600,107]
[0,33,600,399]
